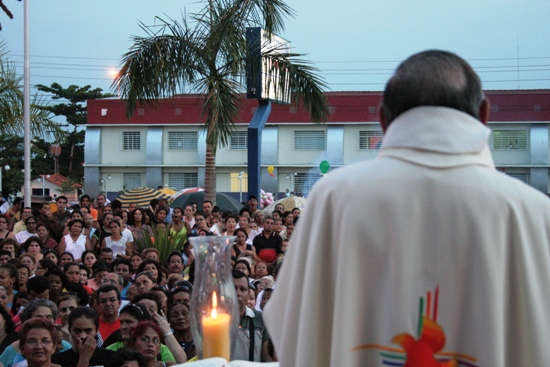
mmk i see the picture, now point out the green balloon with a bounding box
[320,160,330,174]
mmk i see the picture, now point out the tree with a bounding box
[0,42,64,142]
[35,83,114,178]
[115,0,330,205]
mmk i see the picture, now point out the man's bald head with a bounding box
[380,50,486,126]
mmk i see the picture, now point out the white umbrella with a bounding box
[171,187,204,201]
[262,195,307,216]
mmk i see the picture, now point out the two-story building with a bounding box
[85,90,550,200]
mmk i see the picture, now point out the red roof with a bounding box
[87,90,550,125]
[36,174,83,188]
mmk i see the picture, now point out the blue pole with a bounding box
[247,100,271,204]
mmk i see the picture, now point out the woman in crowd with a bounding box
[168,208,189,246]
[151,287,168,314]
[79,264,90,285]
[167,302,196,360]
[137,260,162,285]
[46,268,67,303]
[42,249,59,266]
[15,217,39,245]
[97,213,114,251]
[282,211,294,227]
[127,208,153,248]
[222,215,238,237]
[102,219,132,260]
[0,286,9,313]
[23,237,44,262]
[16,264,30,294]
[183,205,195,229]
[55,294,78,343]
[0,264,17,309]
[253,260,269,280]
[234,258,253,283]
[81,250,97,275]
[134,272,156,294]
[61,210,84,235]
[58,252,74,267]
[18,318,58,367]
[128,320,187,366]
[105,304,179,365]
[87,262,110,292]
[11,292,28,318]
[141,249,160,262]
[0,215,16,242]
[19,254,36,275]
[154,207,168,225]
[51,306,115,366]
[0,303,17,353]
[36,224,58,252]
[130,253,143,273]
[231,228,257,260]
[35,259,56,278]
[193,212,210,233]
[58,219,91,263]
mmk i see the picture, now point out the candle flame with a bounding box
[211,291,218,319]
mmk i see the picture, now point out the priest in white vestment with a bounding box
[264,50,550,367]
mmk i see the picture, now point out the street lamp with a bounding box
[0,165,11,198]
[238,171,244,203]
[286,172,297,194]
[100,175,112,196]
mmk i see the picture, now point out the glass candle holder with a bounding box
[189,236,238,360]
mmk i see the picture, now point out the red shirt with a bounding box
[99,317,120,342]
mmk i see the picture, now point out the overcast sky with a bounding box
[1,0,549,99]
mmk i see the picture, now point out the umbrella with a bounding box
[159,187,177,196]
[116,187,171,208]
[171,187,204,201]
[262,195,307,216]
[171,192,244,212]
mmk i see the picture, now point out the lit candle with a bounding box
[202,291,231,360]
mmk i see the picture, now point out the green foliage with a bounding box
[133,226,187,266]
[0,41,64,142]
[56,177,79,195]
[34,83,113,180]
[115,0,330,204]
[35,83,114,130]
[0,135,55,196]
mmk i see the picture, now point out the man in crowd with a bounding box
[232,270,272,362]
[96,284,122,345]
[265,50,550,366]
[202,200,213,221]
[5,197,22,230]
[53,195,72,229]
[12,206,32,235]
[252,216,282,264]
[113,258,132,300]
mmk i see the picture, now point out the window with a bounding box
[168,173,198,190]
[32,188,50,196]
[293,131,326,150]
[506,173,528,184]
[122,132,141,150]
[358,130,384,150]
[168,131,198,150]
[230,172,248,192]
[294,173,321,194]
[230,131,248,150]
[492,130,528,150]
[123,173,142,190]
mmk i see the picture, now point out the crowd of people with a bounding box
[0,192,298,366]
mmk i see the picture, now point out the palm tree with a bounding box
[0,41,65,142]
[115,0,330,204]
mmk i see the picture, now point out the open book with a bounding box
[174,358,279,367]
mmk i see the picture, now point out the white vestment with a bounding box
[264,107,550,367]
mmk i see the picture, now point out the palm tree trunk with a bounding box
[204,143,216,206]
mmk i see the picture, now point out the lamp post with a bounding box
[101,175,112,197]
[238,171,244,203]
[0,165,11,198]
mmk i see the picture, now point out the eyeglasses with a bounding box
[24,338,53,347]
[101,278,118,285]
[137,336,161,345]
[59,306,76,313]
[18,272,28,277]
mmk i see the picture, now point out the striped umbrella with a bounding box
[116,187,171,208]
